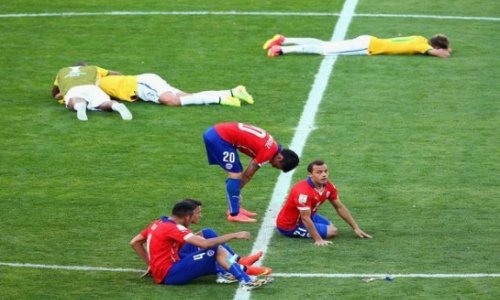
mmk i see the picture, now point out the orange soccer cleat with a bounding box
[239,251,263,267]
[263,34,285,50]
[267,45,283,58]
[239,207,258,217]
[227,211,257,223]
[245,265,273,276]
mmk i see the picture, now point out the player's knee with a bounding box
[201,228,218,238]
[326,226,339,238]
[159,92,181,106]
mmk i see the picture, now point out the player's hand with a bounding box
[354,228,372,239]
[314,239,332,246]
[235,231,251,240]
[140,267,151,278]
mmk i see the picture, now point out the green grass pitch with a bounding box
[0,0,499,299]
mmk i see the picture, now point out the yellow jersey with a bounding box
[368,36,432,55]
[99,75,138,102]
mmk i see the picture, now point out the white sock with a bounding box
[179,90,231,106]
[74,102,88,121]
[111,103,133,120]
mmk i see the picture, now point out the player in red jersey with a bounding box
[130,199,270,290]
[276,160,372,246]
[203,122,299,222]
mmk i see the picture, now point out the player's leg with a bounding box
[83,85,133,120]
[322,35,370,55]
[311,213,338,238]
[215,246,268,290]
[202,129,255,222]
[66,97,88,121]
[163,248,220,285]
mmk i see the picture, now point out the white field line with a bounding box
[0,11,498,22]
[2,262,499,278]
[233,0,357,299]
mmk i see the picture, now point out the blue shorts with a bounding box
[203,127,243,173]
[163,247,219,285]
[277,213,332,239]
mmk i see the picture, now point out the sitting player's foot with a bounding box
[113,103,133,120]
[74,103,88,121]
[232,85,254,105]
[267,45,283,58]
[239,251,263,267]
[220,96,241,107]
[240,278,268,291]
[227,211,257,223]
[245,265,273,277]
[239,207,257,217]
[263,34,285,50]
[216,272,238,284]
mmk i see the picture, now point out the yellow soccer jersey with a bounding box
[99,75,138,102]
[368,36,432,55]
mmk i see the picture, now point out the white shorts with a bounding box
[136,73,182,103]
[324,35,370,55]
[64,85,111,110]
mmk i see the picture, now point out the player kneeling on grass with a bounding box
[276,160,372,246]
[130,199,271,290]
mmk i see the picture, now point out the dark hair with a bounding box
[429,34,449,49]
[172,199,201,217]
[307,160,326,173]
[183,198,202,208]
[280,149,299,172]
[73,61,88,67]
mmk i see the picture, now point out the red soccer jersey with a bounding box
[140,219,194,283]
[276,178,338,231]
[214,122,280,166]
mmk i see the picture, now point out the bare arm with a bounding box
[331,198,372,239]
[300,209,332,246]
[129,233,149,265]
[427,48,451,58]
[241,160,260,188]
[186,231,251,248]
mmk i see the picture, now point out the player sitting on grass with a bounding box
[276,160,372,246]
[130,199,271,290]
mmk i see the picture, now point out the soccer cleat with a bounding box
[245,266,272,277]
[239,207,257,217]
[216,272,238,284]
[240,278,268,291]
[113,103,133,120]
[227,211,257,223]
[231,85,254,105]
[74,103,88,121]
[220,96,241,107]
[263,34,285,50]
[267,45,283,58]
[239,251,263,267]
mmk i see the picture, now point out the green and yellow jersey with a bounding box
[368,36,432,55]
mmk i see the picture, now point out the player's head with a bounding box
[182,199,202,224]
[307,160,329,185]
[429,34,450,50]
[172,200,196,217]
[272,148,299,172]
[73,61,88,67]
